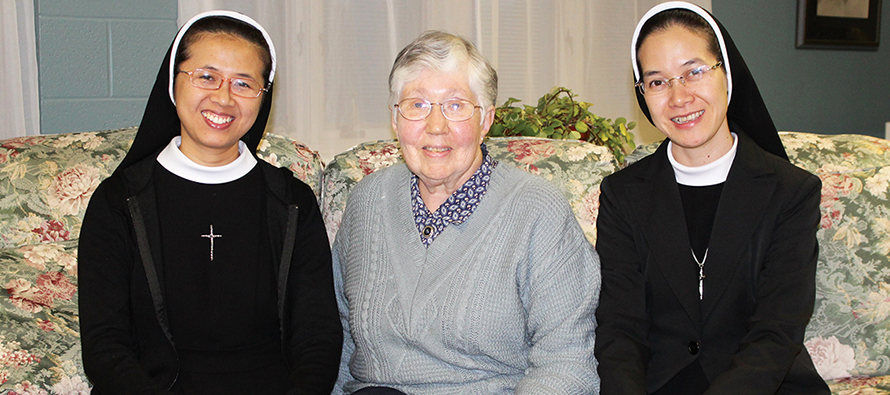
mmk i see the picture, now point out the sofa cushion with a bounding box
[0,240,84,391]
[322,137,619,245]
[784,133,890,382]
[0,128,325,249]
[254,132,326,196]
[827,374,890,393]
[0,129,137,249]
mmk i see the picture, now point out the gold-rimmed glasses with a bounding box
[635,61,723,96]
[177,69,268,98]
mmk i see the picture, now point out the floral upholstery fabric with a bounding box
[632,133,890,394]
[322,137,619,246]
[785,133,890,393]
[0,241,84,394]
[0,127,323,393]
[0,130,135,250]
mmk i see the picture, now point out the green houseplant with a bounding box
[489,87,636,163]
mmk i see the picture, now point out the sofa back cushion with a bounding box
[322,137,619,246]
[0,127,325,249]
[781,132,890,382]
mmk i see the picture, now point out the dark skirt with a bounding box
[172,361,290,394]
[652,360,709,395]
[170,342,291,395]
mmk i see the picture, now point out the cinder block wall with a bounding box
[36,0,177,135]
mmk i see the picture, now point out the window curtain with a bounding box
[179,0,711,162]
[1,0,40,139]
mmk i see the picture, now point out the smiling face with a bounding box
[394,67,494,198]
[638,25,732,166]
[174,33,265,166]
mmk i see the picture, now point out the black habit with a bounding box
[77,10,341,395]
[595,2,829,394]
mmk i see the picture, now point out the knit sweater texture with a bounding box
[332,163,601,394]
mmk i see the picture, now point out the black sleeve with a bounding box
[78,178,173,395]
[594,176,650,395]
[283,179,343,394]
[705,174,823,394]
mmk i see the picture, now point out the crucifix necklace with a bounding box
[691,247,708,300]
[201,224,222,261]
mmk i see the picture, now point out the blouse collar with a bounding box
[668,133,738,186]
[411,143,497,246]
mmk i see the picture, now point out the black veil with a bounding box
[631,1,788,160]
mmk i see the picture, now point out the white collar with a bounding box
[156,136,257,184]
[668,133,738,186]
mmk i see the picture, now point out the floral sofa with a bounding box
[0,127,888,394]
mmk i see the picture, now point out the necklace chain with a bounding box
[691,247,708,300]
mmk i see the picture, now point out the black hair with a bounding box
[635,9,722,75]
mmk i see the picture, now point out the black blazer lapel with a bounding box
[702,134,777,318]
[626,143,703,326]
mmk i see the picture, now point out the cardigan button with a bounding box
[688,341,700,355]
[422,226,434,237]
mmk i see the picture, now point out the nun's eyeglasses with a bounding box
[635,61,723,96]
[394,98,482,122]
[177,69,268,98]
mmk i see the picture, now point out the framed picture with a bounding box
[797,0,882,50]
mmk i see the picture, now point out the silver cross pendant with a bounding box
[201,224,222,261]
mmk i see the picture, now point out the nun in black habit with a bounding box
[78,10,341,394]
[593,2,829,394]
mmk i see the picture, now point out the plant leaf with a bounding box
[575,122,589,133]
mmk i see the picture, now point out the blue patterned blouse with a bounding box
[411,144,498,247]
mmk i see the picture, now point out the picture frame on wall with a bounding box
[797,0,882,50]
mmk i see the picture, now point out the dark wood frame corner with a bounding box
[796,0,882,50]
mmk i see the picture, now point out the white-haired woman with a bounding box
[332,31,601,394]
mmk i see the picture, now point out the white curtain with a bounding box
[180,0,711,162]
[1,0,40,139]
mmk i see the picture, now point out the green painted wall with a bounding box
[712,0,889,138]
[36,0,178,134]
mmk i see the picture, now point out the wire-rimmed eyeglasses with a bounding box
[635,61,723,96]
[394,98,482,122]
[177,69,268,98]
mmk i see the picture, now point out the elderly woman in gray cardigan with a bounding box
[331,30,601,395]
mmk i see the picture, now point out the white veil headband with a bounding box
[630,1,733,104]
[167,10,278,105]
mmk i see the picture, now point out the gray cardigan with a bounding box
[332,163,601,394]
